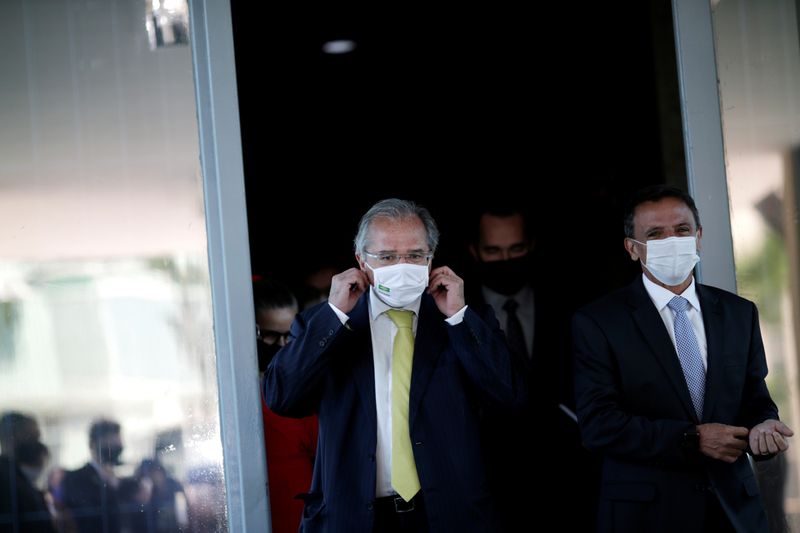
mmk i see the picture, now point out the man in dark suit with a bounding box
[265,198,525,533]
[467,205,597,531]
[0,412,56,533]
[573,185,793,532]
[61,419,124,533]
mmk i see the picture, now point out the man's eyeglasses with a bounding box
[362,250,433,266]
[256,324,291,344]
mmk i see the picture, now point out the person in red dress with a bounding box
[254,279,318,533]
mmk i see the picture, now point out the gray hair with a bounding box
[354,199,440,255]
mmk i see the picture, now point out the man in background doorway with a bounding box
[468,204,597,531]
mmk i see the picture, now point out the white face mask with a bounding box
[633,236,700,286]
[365,262,429,308]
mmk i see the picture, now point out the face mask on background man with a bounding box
[633,236,700,286]
[366,263,429,308]
[477,255,530,295]
[97,443,124,466]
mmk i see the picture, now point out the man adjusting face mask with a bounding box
[365,262,429,308]
[631,235,700,286]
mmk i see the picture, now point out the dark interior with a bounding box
[230,0,683,308]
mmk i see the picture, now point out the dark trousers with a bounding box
[373,494,428,533]
[705,490,736,533]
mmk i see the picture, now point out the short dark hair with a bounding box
[471,203,531,246]
[623,185,701,238]
[0,412,35,451]
[89,419,120,445]
[253,279,298,314]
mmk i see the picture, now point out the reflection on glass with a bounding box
[0,1,228,532]
[146,0,190,50]
[713,0,800,530]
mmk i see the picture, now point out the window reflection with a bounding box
[0,0,228,531]
[713,0,800,529]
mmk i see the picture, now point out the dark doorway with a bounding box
[230,0,684,307]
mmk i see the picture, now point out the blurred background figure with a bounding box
[253,279,318,533]
[296,264,338,310]
[61,419,125,533]
[254,279,298,373]
[183,465,226,533]
[0,411,56,533]
[116,477,149,533]
[467,203,598,532]
[134,458,188,533]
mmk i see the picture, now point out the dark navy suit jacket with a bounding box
[264,292,525,533]
[573,277,779,533]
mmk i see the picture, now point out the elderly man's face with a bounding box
[357,216,429,284]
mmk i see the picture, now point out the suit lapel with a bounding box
[409,295,446,428]
[346,294,378,429]
[628,278,699,422]
[697,284,722,422]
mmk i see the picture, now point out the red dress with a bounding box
[261,395,318,533]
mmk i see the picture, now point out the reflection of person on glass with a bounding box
[0,411,56,533]
[61,419,124,533]
[573,185,793,532]
[265,198,525,532]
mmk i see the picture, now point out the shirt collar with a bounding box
[642,273,701,312]
[368,286,421,321]
[481,283,533,310]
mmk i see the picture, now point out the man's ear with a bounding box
[696,227,702,251]
[355,253,366,271]
[624,238,639,261]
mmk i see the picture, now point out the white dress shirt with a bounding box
[329,288,467,496]
[641,274,708,369]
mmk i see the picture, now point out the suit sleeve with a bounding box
[446,304,527,409]
[264,304,345,418]
[738,302,779,429]
[573,310,694,465]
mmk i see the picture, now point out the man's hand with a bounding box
[328,268,370,314]
[697,423,749,463]
[750,419,793,456]
[428,266,465,318]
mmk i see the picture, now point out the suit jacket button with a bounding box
[329,329,334,335]
[319,340,326,347]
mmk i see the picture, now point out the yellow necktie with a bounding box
[386,309,421,501]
